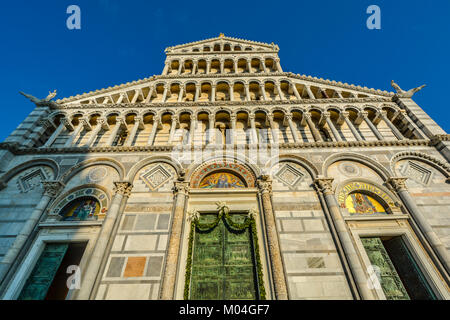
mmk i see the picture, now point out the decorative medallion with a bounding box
[338,162,361,177]
[274,164,304,189]
[87,167,108,183]
[140,165,172,191]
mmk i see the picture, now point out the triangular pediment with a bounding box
[166,34,279,54]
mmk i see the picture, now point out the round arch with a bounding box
[59,157,125,183]
[0,158,59,185]
[264,154,319,179]
[126,155,184,182]
[322,152,392,180]
[187,156,260,188]
[390,151,450,178]
[336,178,401,215]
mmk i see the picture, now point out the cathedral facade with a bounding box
[0,35,449,300]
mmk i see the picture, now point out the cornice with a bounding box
[166,50,279,57]
[166,35,276,51]
[56,97,392,110]
[0,139,434,156]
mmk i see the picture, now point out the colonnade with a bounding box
[33,106,426,149]
[78,81,370,106]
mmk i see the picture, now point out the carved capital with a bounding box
[62,118,74,131]
[387,177,408,192]
[42,181,65,198]
[257,175,273,195]
[173,181,189,195]
[314,178,334,195]
[113,181,133,197]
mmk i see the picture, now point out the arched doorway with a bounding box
[179,160,268,300]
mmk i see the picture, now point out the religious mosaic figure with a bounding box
[199,172,245,189]
[63,199,99,221]
[345,193,386,215]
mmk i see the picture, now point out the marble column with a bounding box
[276,83,285,100]
[230,114,237,145]
[267,113,278,144]
[161,85,169,103]
[42,121,65,148]
[85,118,109,147]
[361,112,383,140]
[107,117,126,146]
[162,62,169,75]
[304,113,323,142]
[168,117,178,144]
[211,85,216,102]
[380,111,404,140]
[189,115,196,144]
[233,60,238,74]
[148,116,160,146]
[247,60,252,73]
[124,116,143,147]
[192,60,198,75]
[259,84,268,101]
[160,181,189,300]
[0,181,65,283]
[342,112,363,141]
[220,59,224,74]
[305,86,315,99]
[249,114,258,144]
[286,114,300,143]
[144,86,155,103]
[178,86,185,103]
[178,61,183,75]
[206,60,211,74]
[194,85,200,101]
[292,84,301,100]
[64,119,86,147]
[314,178,375,300]
[245,84,252,101]
[387,178,450,271]
[77,182,133,300]
[229,85,234,102]
[208,114,215,144]
[261,60,267,73]
[323,112,342,142]
[275,59,283,72]
[257,176,288,300]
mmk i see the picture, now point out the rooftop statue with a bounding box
[19,90,59,108]
[391,80,426,98]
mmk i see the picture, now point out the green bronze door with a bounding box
[18,243,69,300]
[361,238,410,300]
[190,214,258,300]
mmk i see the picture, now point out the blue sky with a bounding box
[0,0,449,141]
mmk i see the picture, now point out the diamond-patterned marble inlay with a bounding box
[17,169,46,193]
[275,164,304,188]
[401,161,432,185]
[140,165,172,191]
